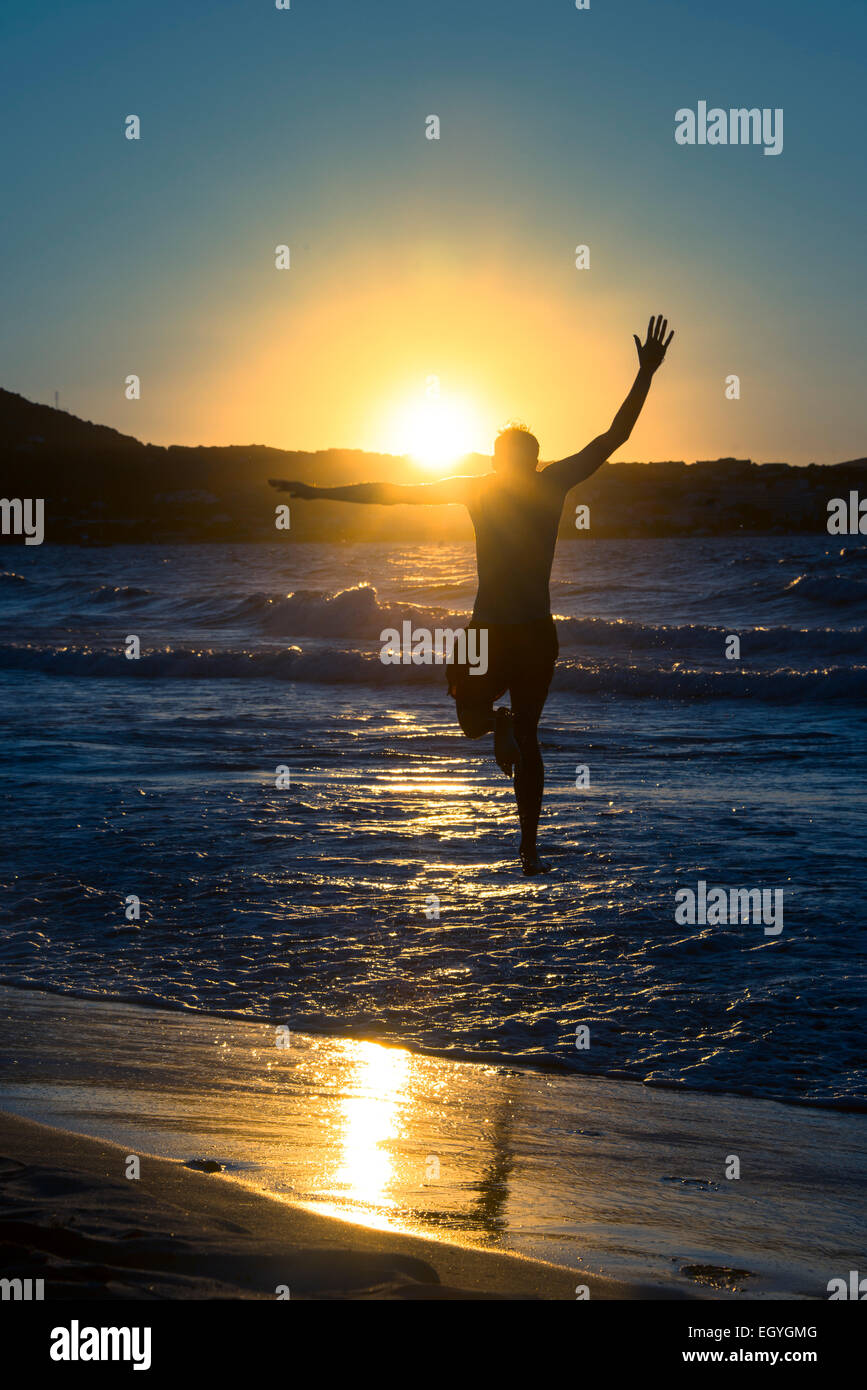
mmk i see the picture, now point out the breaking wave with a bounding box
[1,640,864,701]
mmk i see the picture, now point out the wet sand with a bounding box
[1,987,864,1299]
[0,1111,608,1299]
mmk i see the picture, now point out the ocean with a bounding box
[1,536,865,1111]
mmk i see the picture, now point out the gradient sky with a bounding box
[1,0,864,465]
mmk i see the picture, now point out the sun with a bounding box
[384,389,488,470]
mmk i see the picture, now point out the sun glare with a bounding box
[384,391,487,470]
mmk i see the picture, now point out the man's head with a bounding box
[493,424,540,476]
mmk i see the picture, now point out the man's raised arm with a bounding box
[545,314,674,492]
[268,476,477,506]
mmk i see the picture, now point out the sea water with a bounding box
[0,536,864,1109]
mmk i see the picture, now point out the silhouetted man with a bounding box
[271,314,674,874]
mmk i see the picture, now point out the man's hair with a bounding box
[493,423,540,469]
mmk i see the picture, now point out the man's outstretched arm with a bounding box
[545,314,674,491]
[268,476,477,505]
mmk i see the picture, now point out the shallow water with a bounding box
[0,538,865,1108]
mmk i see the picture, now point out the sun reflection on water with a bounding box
[298,1039,413,1230]
[332,1041,409,1216]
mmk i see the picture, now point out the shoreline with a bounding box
[1,978,861,1119]
[1,986,864,1299]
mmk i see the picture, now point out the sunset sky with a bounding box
[2,0,864,466]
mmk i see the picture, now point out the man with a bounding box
[271,313,674,875]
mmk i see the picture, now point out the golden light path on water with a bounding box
[326,1041,411,1227]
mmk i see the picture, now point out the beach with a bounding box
[1,536,866,1302]
[0,1112,583,1300]
[1,987,864,1300]
[3,0,865,1331]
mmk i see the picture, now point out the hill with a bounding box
[1,389,864,543]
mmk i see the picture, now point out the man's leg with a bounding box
[512,700,549,875]
[448,627,514,766]
[455,700,495,739]
[455,701,519,773]
[509,619,558,875]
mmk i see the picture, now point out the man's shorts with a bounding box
[446,616,559,721]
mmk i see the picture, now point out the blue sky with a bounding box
[1,0,864,463]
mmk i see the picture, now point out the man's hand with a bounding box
[268,479,316,498]
[545,313,676,491]
[633,314,674,374]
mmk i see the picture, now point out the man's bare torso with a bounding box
[467,471,569,625]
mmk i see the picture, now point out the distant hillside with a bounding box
[1,389,864,544]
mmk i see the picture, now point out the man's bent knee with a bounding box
[456,702,494,739]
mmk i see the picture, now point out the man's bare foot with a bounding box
[520,848,552,876]
[494,707,520,777]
